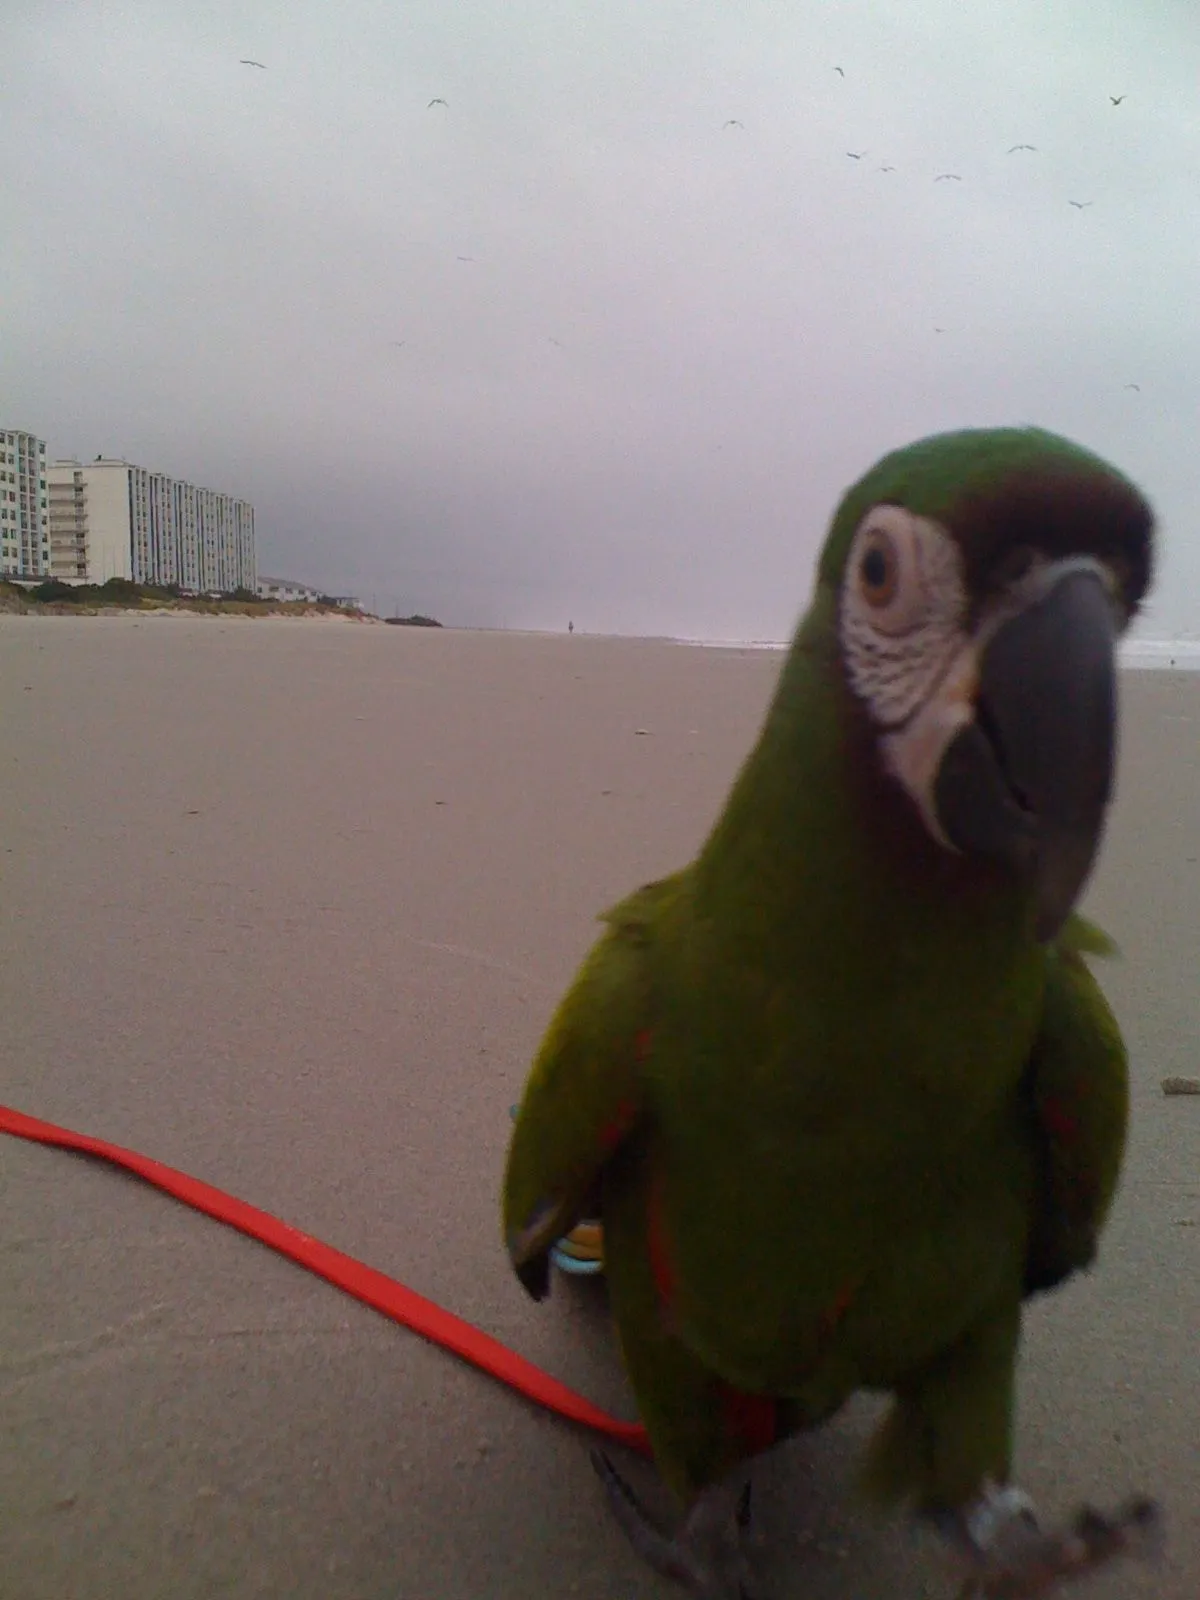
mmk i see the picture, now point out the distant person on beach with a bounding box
[568,620,574,634]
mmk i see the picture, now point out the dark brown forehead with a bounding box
[953,465,1154,615]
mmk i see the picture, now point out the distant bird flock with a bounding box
[727,65,1127,210]
[232,54,1140,391]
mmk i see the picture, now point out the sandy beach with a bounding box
[1,613,1196,1600]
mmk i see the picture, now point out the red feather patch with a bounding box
[1040,1095,1080,1144]
[597,1098,636,1154]
[646,1167,677,1311]
[717,1383,779,1456]
[819,1282,856,1339]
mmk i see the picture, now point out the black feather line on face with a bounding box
[952,468,1154,626]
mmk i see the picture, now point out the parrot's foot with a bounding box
[591,1449,757,1599]
[935,1480,1162,1598]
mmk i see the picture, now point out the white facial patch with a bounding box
[879,644,979,848]
[839,506,970,731]
[840,515,1125,856]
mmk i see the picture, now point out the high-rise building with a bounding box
[46,462,91,579]
[174,480,200,592]
[235,501,255,590]
[148,472,179,586]
[0,429,50,579]
[47,460,137,583]
[46,458,256,591]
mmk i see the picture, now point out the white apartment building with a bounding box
[47,466,88,579]
[174,480,199,592]
[0,429,50,579]
[46,458,256,592]
[47,460,132,581]
[257,574,323,603]
[149,472,178,586]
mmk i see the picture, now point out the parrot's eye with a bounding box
[839,506,968,729]
[845,507,934,637]
[859,536,898,607]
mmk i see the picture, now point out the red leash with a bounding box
[0,1101,651,1458]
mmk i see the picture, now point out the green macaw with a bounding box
[502,427,1160,1598]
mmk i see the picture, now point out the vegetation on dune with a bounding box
[0,577,371,619]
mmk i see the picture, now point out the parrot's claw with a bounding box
[936,1481,1162,1598]
[591,1449,758,1599]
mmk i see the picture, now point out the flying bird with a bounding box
[934,172,962,182]
[833,66,845,77]
[1069,200,1093,209]
[428,97,448,108]
[934,326,947,333]
[456,255,476,262]
[239,59,266,68]
[389,341,406,348]
[723,119,745,130]
[1124,383,1141,392]
[1007,144,1038,153]
[878,164,896,172]
[846,150,867,160]
[1110,94,1126,105]
[548,337,565,348]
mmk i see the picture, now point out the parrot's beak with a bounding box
[933,560,1119,942]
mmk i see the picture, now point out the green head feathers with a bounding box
[767,425,1159,941]
[818,426,1154,618]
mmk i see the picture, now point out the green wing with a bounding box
[1022,914,1129,1297]
[502,875,681,1300]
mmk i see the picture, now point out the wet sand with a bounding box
[1,613,1197,1599]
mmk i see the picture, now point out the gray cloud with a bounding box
[2,0,1195,634]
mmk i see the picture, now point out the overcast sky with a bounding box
[3,0,1196,635]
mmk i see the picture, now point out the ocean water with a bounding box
[1119,639,1200,670]
[671,636,1200,671]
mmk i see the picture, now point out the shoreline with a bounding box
[3,608,1198,669]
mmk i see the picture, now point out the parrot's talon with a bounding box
[941,1484,1162,1597]
[591,1449,756,1599]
